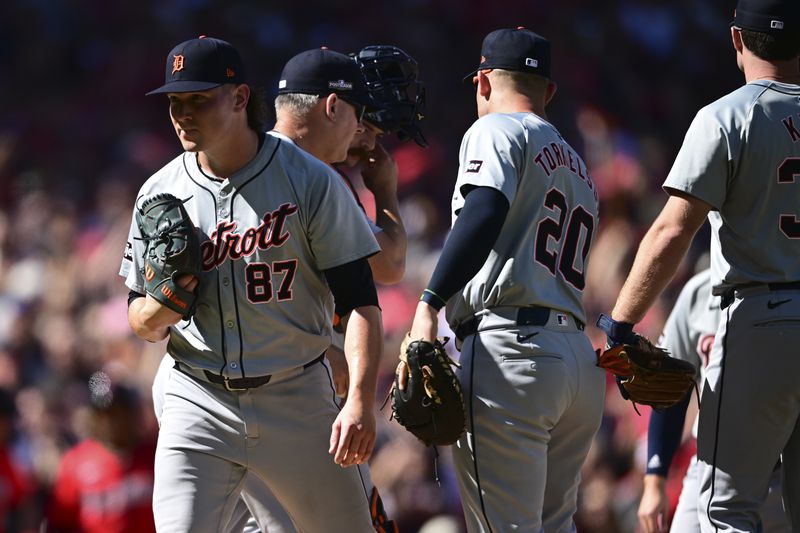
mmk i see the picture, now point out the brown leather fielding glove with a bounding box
[597,334,697,412]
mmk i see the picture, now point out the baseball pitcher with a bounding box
[121,37,382,532]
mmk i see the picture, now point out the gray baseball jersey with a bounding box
[664,80,800,532]
[448,112,604,532]
[659,269,720,383]
[121,134,380,533]
[446,112,599,329]
[267,131,383,354]
[664,81,800,287]
[121,134,379,377]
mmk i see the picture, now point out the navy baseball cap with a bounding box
[147,36,246,95]
[733,0,800,33]
[464,27,551,82]
[278,48,372,107]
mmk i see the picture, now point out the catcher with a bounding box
[596,314,697,413]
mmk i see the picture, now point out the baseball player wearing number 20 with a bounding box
[121,36,383,532]
[603,0,800,530]
[402,27,604,532]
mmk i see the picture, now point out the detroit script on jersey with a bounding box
[121,136,380,377]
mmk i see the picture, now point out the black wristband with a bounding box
[420,289,447,311]
[596,313,635,346]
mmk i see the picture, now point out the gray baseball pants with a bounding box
[672,457,789,533]
[452,308,605,532]
[152,357,374,533]
[696,287,800,532]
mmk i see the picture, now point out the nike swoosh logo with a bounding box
[517,332,540,342]
[767,299,791,309]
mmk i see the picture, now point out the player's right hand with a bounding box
[638,474,670,533]
[329,398,376,467]
[360,143,398,193]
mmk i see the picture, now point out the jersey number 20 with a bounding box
[534,188,594,290]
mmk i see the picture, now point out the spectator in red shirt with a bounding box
[0,389,36,533]
[45,373,156,533]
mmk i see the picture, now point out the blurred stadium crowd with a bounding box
[0,0,741,531]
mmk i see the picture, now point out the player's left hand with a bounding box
[329,398,376,467]
[638,474,670,533]
[396,301,439,390]
[360,143,398,194]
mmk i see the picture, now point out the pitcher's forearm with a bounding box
[343,305,383,404]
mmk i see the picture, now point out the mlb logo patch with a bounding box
[556,314,569,327]
[466,160,483,173]
[771,20,784,29]
[525,57,538,68]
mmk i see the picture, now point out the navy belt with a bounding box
[177,353,325,392]
[713,281,800,309]
[766,281,800,291]
[454,306,583,342]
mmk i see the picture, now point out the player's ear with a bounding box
[544,81,557,106]
[324,93,339,123]
[477,70,492,99]
[233,84,250,111]
[731,26,744,54]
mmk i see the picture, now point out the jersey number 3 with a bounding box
[778,157,800,239]
[534,188,594,290]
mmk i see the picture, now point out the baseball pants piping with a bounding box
[153,357,374,533]
[452,310,605,532]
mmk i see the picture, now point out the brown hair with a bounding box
[741,29,800,61]
[491,70,551,98]
[246,85,269,132]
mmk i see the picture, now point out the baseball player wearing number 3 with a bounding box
[637,269,790,533]
[403,27,604,531]
[121,37,383,532]
[603,1,800,530]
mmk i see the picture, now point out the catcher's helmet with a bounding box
[355,46,427,147]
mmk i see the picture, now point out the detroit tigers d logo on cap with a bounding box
[172,54,185,75]
[147,37,246,96]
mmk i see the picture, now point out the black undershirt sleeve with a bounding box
[324,257,380,318]
[128,290,145,307]
[421,186,510,310]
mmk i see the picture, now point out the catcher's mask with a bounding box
[355,45,427,147]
